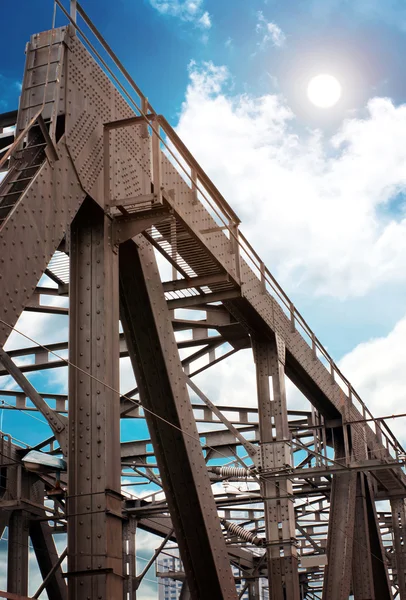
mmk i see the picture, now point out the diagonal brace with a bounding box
[0,348,67,454]
[186,377,257,460]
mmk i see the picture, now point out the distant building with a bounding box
[157,548,264,599]
[157,551,183,600]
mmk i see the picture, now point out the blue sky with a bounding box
[2,0,406,596]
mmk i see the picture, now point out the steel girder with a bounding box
[391,499,406,598]
[119,236,237,599]
[67,200,123,598]
[30,518,67,600]
[253,336,300,600]
[7,510,30,596]
[352,473,392,599]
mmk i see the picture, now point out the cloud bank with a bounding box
[176,61,406,298]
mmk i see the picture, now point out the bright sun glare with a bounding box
[307,74,341,108]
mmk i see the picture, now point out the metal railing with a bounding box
[55,0,405,461]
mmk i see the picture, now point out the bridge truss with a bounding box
[0,2,406,598]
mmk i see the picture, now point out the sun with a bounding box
[307,74,341,108]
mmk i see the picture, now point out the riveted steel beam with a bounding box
[391,498,406,598]
[7,510,29,596]
[0,348,67,455]
[30,520,67,600]
[119,236,238,599]
[322,434,357,600]
[67,200,123,599]
[253,336,300,600]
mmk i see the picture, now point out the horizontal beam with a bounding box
[167,290,240,310]
[0,592,33,600]
[162,273,231,292]
[0,332,228,376]
[104,114,154,130]
[0,110,18,129]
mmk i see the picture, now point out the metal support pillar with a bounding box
[123,517,137,599]
[362,475,392,599]
[180,580,191,599]
[67,200,123,599]
[247,578,260,599]
[391,498,406,599]
[352,472,375,599]
[7,510,29,596]
[253,336,300,600]
[30,519,67,600]
[119,236,238,599]
[322,434,356,600]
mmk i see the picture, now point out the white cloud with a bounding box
[198,10,211,28]
[256,11,286,49]
[175,61,406,298]
[338,314,406,444]
[149,0,212,28]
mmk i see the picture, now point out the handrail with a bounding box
[0,108,42,172]
[157,116,240,225]
[0,5,57,172]
[54,0,405,459]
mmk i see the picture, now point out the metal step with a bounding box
[0,190,22,198]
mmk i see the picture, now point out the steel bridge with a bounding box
[0,2,406,598]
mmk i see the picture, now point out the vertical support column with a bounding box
[322,434,357,600]
[119,236,238,599]
[180,580,191,599]
[151,116,162,203]
[391,498,406,599]
[7,510,29,595]
[70,0,77,22]
[248,578,260,599]
[67,200,123,599]
[352,473,375,599]
[363,476,392,599]
[253,336,300,600]
[123,517,137,599]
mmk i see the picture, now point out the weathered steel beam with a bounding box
[0,143,86,350]
[29,519,67,600]
[352,473,376,599]
[253,336,300,600]
[162,273,231,292]
[362,476,392,599]
[67,200,123,599]
[119,236,238,599]
[167,289,240,310]
[0,110,18,129]
[0,348,67,454]
[7,510,29,596]
[322,434,357,600]
[391,498,406,598]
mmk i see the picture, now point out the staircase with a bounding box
[0,125,48,230]
[0,25,67,231]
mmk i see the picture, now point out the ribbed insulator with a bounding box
[209,466,253,478]
[221,519,263,547]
